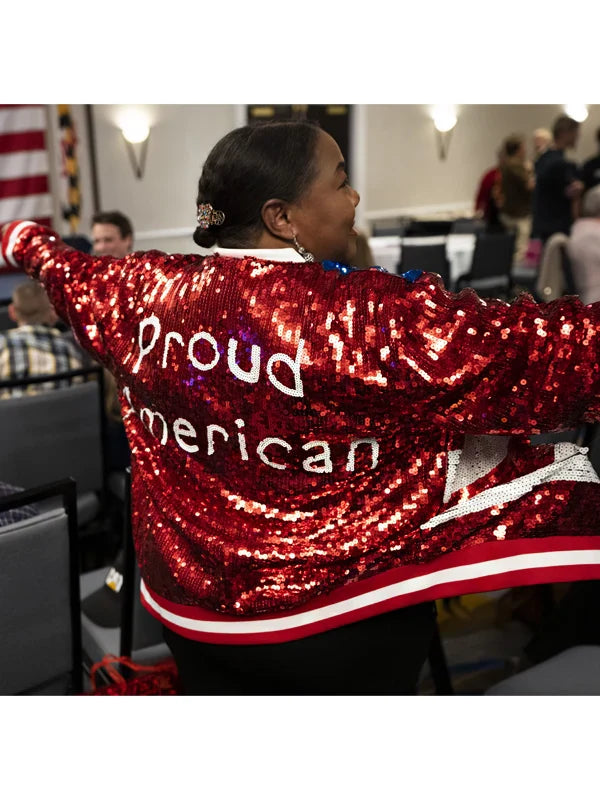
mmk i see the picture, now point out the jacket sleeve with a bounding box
[349,269,600,435]
[1,220,166,372]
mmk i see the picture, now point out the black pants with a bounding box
[163,602,437,695]
[525,581,600,665]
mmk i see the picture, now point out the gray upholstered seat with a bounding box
[485,646,600,695]
[0,502,82,695]
[0,380,105,527]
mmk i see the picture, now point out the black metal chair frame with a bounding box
[89,466,160,687]
[0,477,83,693]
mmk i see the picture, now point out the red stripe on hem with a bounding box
[140,536,600,644]
[144,535,600,623]
[143,562,600,645]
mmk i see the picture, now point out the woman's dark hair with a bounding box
[193,121,321,249]
[503,133,525,158]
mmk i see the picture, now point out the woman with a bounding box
[568,185,600,305]
[4,121,600,694]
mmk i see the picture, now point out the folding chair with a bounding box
[399,240,452,289]
[0,300,16,332]
[450,218,486,235]
[0,367,108,528]
[485,646,600,695]
[80,468,170,679]
[0,478,83,694]
[455,231,516,298]
[0,270,30,303]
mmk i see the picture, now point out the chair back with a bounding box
[559,242,577,294]
[399,242,451,287]
[0,301,16,332]
[0,271,30,303]
[469,232,516,281]
[450,218,486,234]
[0,369,106,495]
[0,479,82,694]
[372,220,408,237]
[404,220,453,237]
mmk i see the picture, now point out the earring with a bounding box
[292,234,315,262]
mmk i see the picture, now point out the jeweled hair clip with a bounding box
[196,203,225,229]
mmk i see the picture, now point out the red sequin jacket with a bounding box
[4,220,600,644]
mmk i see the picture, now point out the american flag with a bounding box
[0,104,53,234]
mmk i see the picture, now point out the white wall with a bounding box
[69,104,600,251]
[364,104,600,220]
[90,104,237,252]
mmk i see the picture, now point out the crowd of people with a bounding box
[475,116,600,301]
[2,114,600,695]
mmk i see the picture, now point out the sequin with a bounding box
[5,222,600,622]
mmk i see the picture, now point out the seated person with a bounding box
[567,186,600,304]
[0,281,84,398]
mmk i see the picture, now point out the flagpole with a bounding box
[85,105,101,214]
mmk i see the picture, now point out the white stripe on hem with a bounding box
[141,548,600,635]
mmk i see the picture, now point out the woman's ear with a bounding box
[261,199,295,242]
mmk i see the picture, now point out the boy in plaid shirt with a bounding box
[0,281,83,398]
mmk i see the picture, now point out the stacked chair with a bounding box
[0,367,116,565]
[0,479,83,695]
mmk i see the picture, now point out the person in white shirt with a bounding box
[568,186,600,304]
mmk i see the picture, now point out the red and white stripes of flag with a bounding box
[0,104,52,230]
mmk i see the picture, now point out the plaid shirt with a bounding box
[0,481,40,528]
[0,324,84,398]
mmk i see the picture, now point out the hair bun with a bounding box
[193,226,217,249]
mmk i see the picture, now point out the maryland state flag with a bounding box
[57,104,81,233]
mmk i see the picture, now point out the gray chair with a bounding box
[450,218,486,234]
[485,646,600,695]
[0,271,30,303]
[0,301,16,332]
[456,231,516,298]
[80,469,170,676]
[0,479,83,695]
[398,241,451,289]
[0,368,107,527]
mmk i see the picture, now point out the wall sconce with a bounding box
[431,105,458,160]
[119,110,151,179]
[564,104,589,123]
